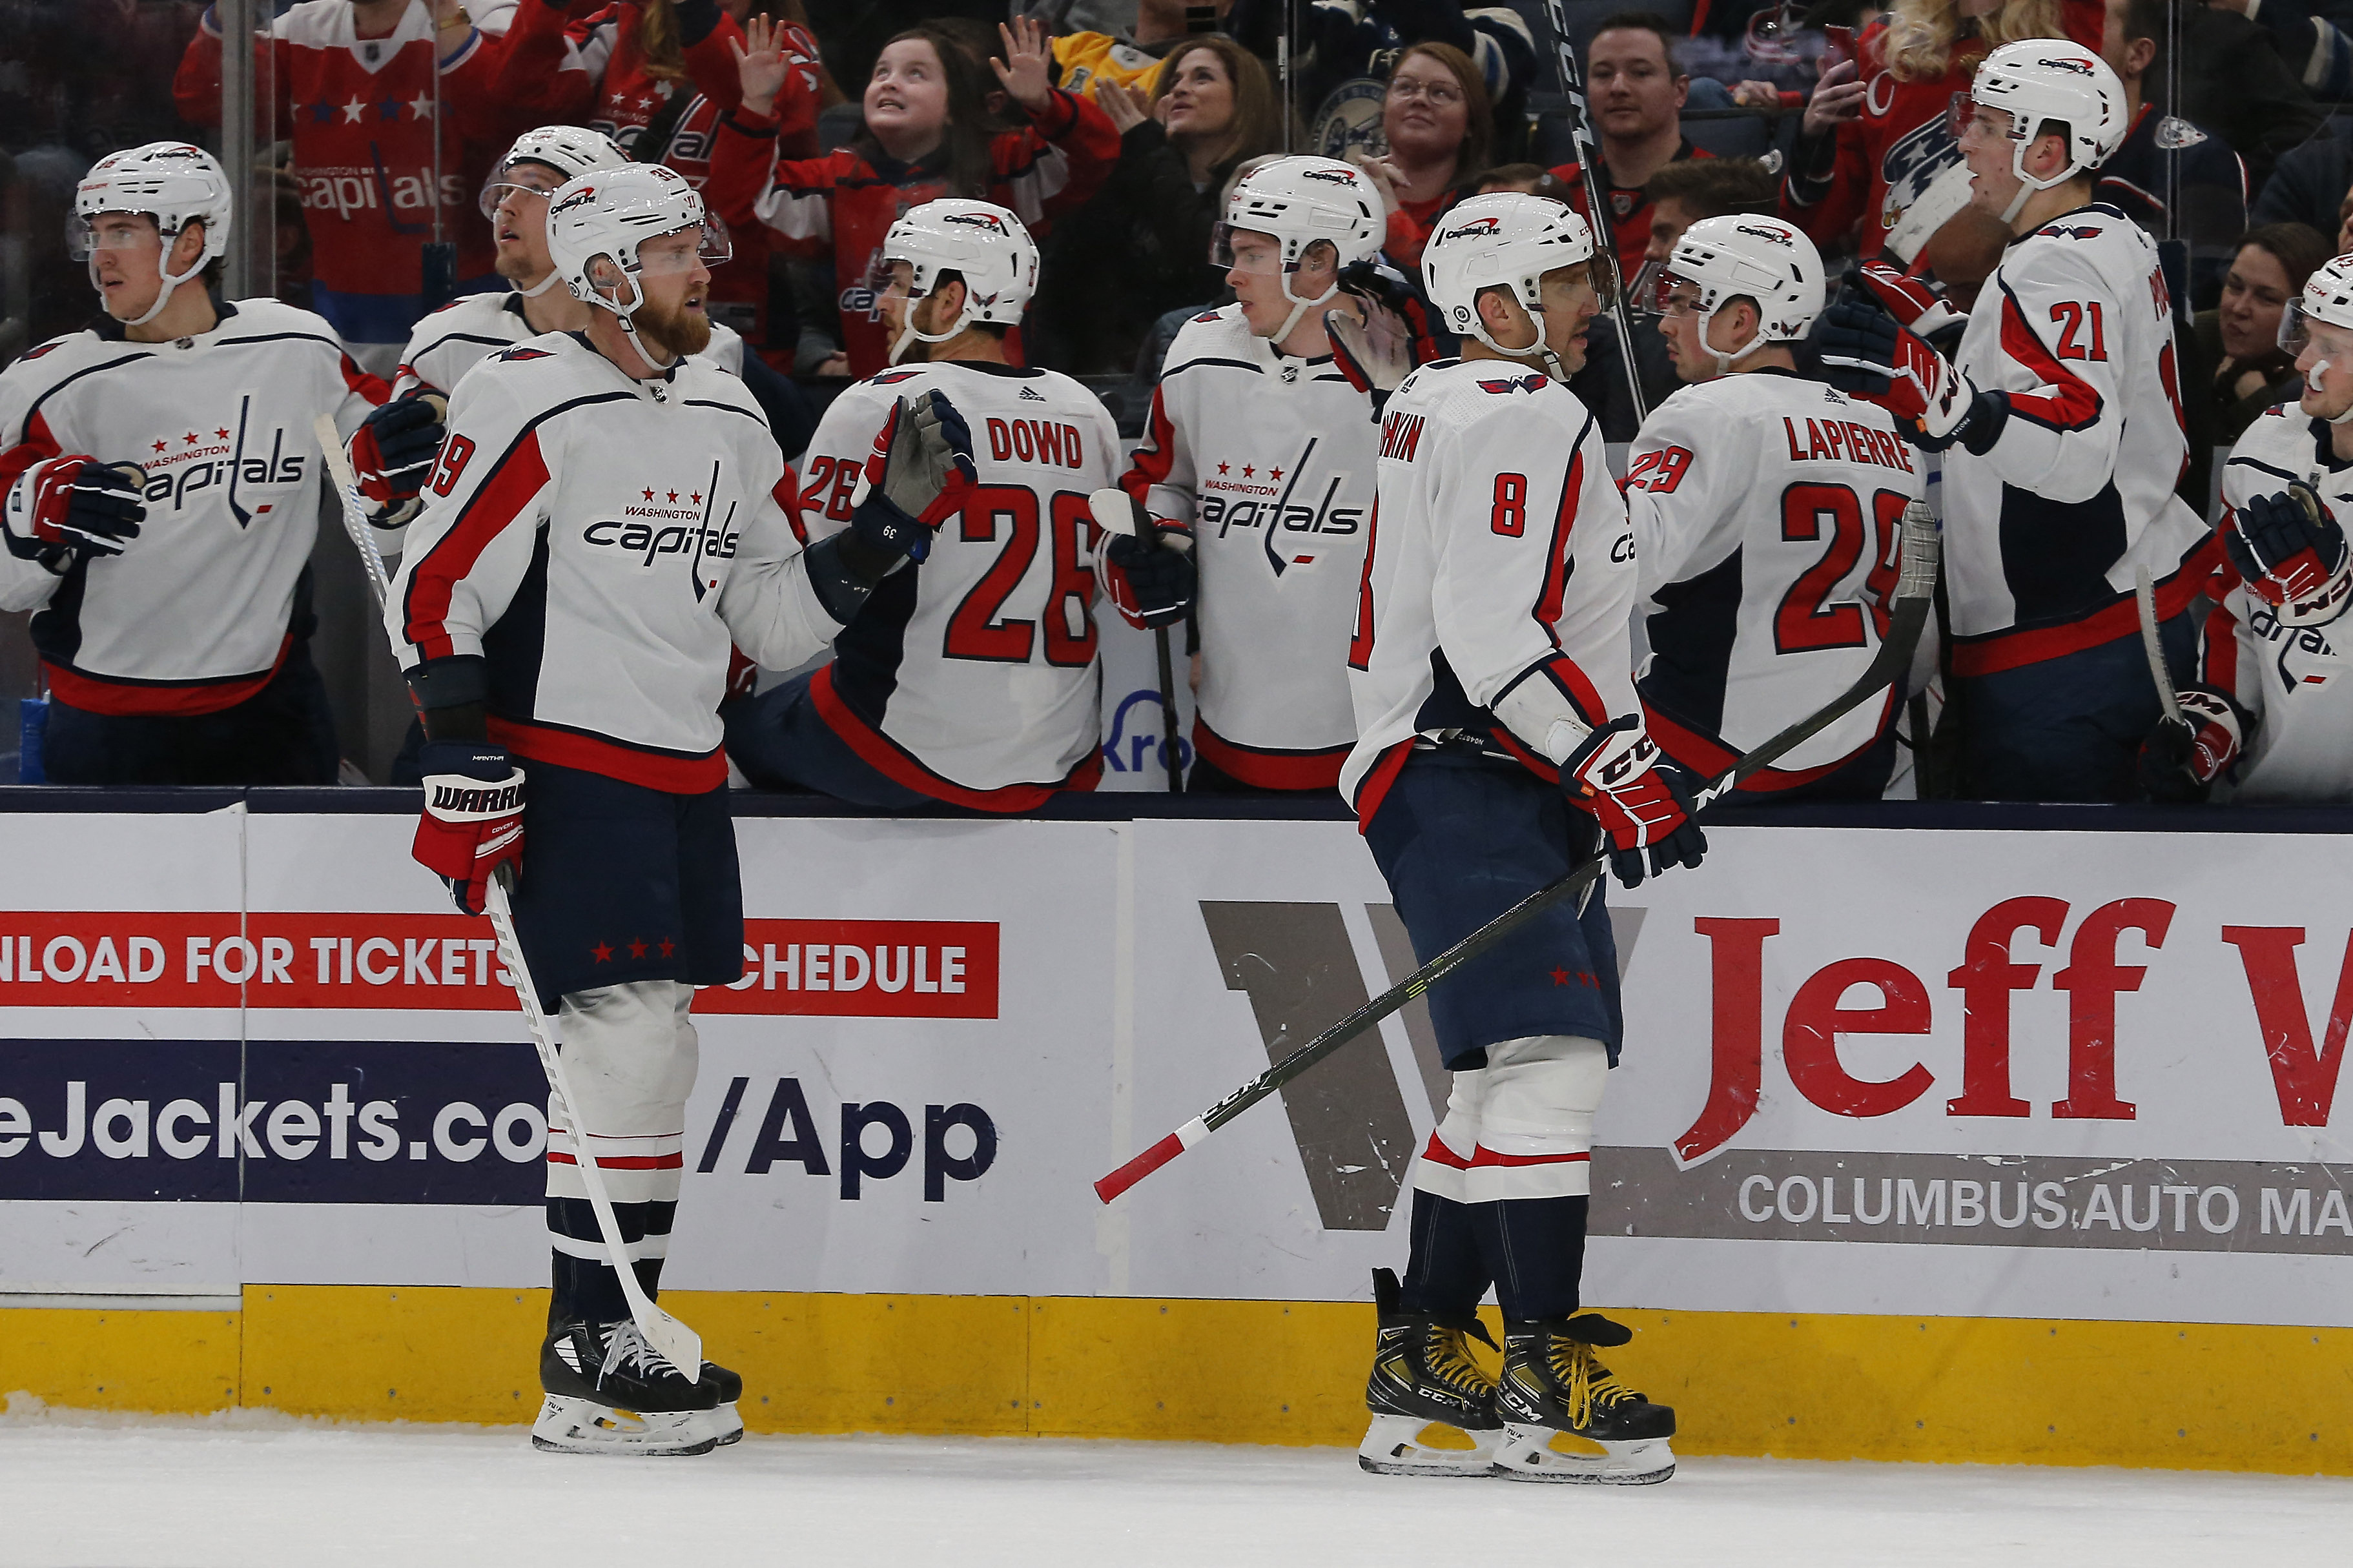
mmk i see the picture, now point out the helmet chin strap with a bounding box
[519,268,564,298]
[97,230,207,329]
[1267,269,1341,345]
[889,288,971,366]
[1700,309,1771,377]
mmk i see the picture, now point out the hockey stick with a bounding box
[317,412,706,1377]
[1534,0,1647,423]
[1094,500,1941,1205]
[1092,487,1187,793]
[2133,565,2184,728]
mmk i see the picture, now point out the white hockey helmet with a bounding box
[1960,41,2127,220]
[546,165,730,349]
[71,141,232,327]
[1664,214,1825,374]
[479,125,630,218]
[1421,192,1599,376]
[1213,156,1384,339]
[879,198,1038,363]
[2282,255,2353,423]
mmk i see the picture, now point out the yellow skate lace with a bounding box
[1547,1339,1639,1429]
[1422,1323,1498,1401]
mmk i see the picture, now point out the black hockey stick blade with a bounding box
[1094,503,1941,1204]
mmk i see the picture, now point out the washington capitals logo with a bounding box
[1477,374,1548,394]
[2042,225,2106,240]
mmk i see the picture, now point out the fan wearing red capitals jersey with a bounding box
[1114,156,1386,793]
[0,144,386,786]
[1344,194,1698,1486]
[384,165,961,1455]
[175,0,515,373]
[1815,41,2212,803]
[1629,216,1924,801]
[724,199,1122,811]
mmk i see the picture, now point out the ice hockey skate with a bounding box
[701,1359,745,1447]
[533,1319,728,1457]
[1490,1313,1677,1484]
[1357,1268,1505,1477]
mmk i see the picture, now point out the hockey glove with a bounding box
[1562,715,1709,890]
[2223,485,2353,627]
[413,741,526,917]
[350,392,447,529]
[845,390,978,570]
[1102,529,1197,629]
[3,455,145,564]
[2135,688,2245,803]
[1850,261,1966,339]
[1813,298,2002,452]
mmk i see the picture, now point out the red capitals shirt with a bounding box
[706,90,1118,378]
[175,0,511,347]
[1550,140,1712,281]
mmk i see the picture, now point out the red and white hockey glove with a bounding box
[349,392,447,529]
[413,741,526,916]
[845,390,977,569]
[1562,716,1709,890]
[1101,527,1197,629]
[1813,298,2001,451]
[1851,260,1966,338]
[2223,486,2353,627]
[3,455,145,564]
[2135,688,2244,803]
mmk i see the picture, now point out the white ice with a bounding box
[1,1408,2345,1568]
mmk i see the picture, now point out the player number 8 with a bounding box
[1490,473,1528,536]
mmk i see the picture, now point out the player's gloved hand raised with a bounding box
[846,389,978,570]
[1813,298,2000,452]
[1849,261,1965,339]
[2224,485,2353,626]
[412,740,526,917]
[1327,261,1428,418]
[1102,529,1197,628]
[3,454,145,565]
[349,392,447,529]
[2135,688,2244,803]
[1562,715,1708,890]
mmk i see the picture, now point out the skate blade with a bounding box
[714,1401,745,1448]
[1491,1424,1675,1485]
[530,1394,724,1457]
[1357,1413,1503,1478]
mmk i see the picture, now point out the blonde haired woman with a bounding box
[1782,0,2101,265]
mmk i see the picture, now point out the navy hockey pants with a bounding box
[41,640,339,786]
[721,670,937,810]
[1954,614,2194,803]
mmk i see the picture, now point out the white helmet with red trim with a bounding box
[1422,192,1598,378]
[546,164,730,352]
[1213,157,1384,340]
[1665,214,1825,374]
[71,141,232,327]
[879,199,1038,364]
[2282,254,2353,424]
[1962,41,2128,221]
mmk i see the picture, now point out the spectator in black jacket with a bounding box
[2251,117,2353,236]
[2161,0,2323,197]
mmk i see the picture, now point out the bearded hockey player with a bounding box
[0,142,385,786]
[2141,257,2353,804]
[1344,194,1703,1484]
[1814,41,2210,803]
[1111,156,1386,793]
[1630,216,1924,800]
[385,164,971,1454]
[724,199,1122,811]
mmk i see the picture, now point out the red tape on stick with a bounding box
[1094,1130,1187,1203]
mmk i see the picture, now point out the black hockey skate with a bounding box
[701,1358,745,1447]
[1357,1268,1506,1477]
[533,1318,726,1456]
[1492,1312,1676,1484]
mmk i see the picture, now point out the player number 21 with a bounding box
[2049,301,2106,361]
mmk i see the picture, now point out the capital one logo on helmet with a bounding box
[549,185,600,219]
[2035,56,2095,74]
[1437,216,1504,243]
[1735,223,1794,247]
[940,210,1010,235]
[1299,166,1359,187]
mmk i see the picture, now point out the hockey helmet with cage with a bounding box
[546,165,730,351]
[71,141,232,328]
[1421,192,1599,379]
[1213,157,1384,340]
[481,126,630,296]
[1662,214,1825,374]
[2281,254,2353,423]
[878,199,1038,364]
[1955,41,2127,222]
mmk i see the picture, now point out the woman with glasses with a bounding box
[1351,42,1492,274]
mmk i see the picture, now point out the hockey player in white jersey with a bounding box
[0,141,384,785]
[1344,194,1700,1485]
[385,165,971,1454]
[1813,41,2212,803]
[724,199,1122,811]
[2141,256,2353,803]
[1112,156,1386,793]
[1630,216,1924,800]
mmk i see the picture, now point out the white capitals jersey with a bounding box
[2201,403,2353,801]
[1122,305,1379,789]
[1942,204,2210,676]
[792,361,1120,808]
[0,300,384,715]
[1342,358,1637,817]
[387,332,836,793]
[1627,369,1924,788]
[392,290,745,400]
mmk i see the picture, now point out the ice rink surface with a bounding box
[2,1410,2347,1568]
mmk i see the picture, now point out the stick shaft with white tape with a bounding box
[313,414,393,609]
[2134,565,2184,728]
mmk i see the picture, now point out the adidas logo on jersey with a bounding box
[1019,385,1047,401]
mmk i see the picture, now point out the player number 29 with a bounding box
[1490,473,1528,536]
[427,433,475,497]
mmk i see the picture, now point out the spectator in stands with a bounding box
[707,14,1119,378]
[1048,0,1234,103]
[1228,0,1534,165]
[1032,37,1283,375]
[2155,0,2321,200]
[1546,13,1721,283]
[2194,223,2334,443]
[1635,156,1778,294]
[1352,41,1492,273]
[2096,0,2246,309]
[1782,0,2101,271]
[2208,0,2347,146]
[174,0,513,374]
